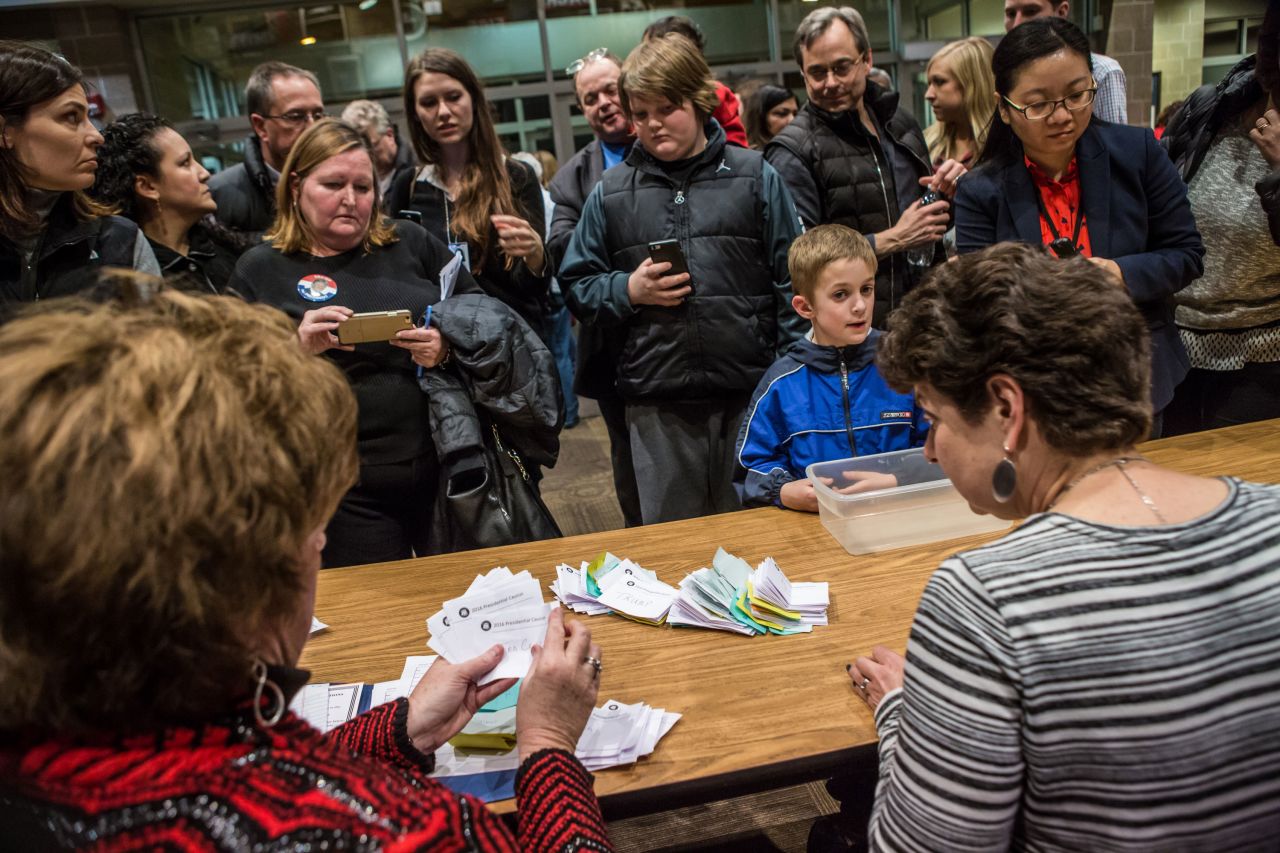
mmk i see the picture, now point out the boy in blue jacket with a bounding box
[735,225,929,511]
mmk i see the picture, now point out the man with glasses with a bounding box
[209,62,325,239]
[547,48,643,527]
[766,6,964,327]
[1004,0,1128,124]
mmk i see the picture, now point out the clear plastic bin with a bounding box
[806,448,1011,555]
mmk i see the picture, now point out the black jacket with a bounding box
[389,158,551,341]
[0,193,158,317]
[1163,55,1280,247]
[548,137,633,400]
[423,291,563,471]
[208,136,276,241]
[559,121,806,401]
[766,84,936,325]
[149,219,246,295]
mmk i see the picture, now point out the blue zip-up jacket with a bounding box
[734,331,929,508]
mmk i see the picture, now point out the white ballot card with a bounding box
[431,602,554,684]
[596,574,678,622]
[438,250,464,302]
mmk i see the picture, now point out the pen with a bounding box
[416,305,433,379]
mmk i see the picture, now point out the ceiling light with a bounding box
[300,36,317,44]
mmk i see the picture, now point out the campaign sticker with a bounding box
[297,274,338,302]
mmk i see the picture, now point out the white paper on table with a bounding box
[712,547,753,587]
[576,699,643,760]
[465,566,514,596]
[289,683,330,731]
[752,557,793,605]
[432,740,521,778]
[596,574,678,622]
[310,616,329,634]
[399,655,438,694]
[370,678,408,705]
[595,558,658,592]
[789,581,830,609]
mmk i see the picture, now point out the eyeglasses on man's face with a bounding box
[260,108,328,126]
[1001,86,1097,121]
[566,48,609,76]
[804,55,866,85]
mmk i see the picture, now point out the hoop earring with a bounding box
[252,659,285,728]
[991,445,1017,503]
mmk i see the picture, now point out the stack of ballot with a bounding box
[576,699,682,771]
[552,552,679,625]
[426,567,555,684]
[668,548,829,636]
[290,654,680,802]
[742,556,829,633]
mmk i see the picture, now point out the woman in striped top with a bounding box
[849,243,1280,851]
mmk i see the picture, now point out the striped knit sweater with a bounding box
[869,478,1280,851]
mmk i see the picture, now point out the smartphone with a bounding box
[648,239,692,292]
[337,310,414,345]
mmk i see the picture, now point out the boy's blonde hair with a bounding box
[788,224,877,302]
[619,33,719,121]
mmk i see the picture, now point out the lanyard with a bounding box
[1032,182,1085,253]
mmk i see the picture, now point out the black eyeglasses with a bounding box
[804,55,866,85]
[566,48,609,75]
[1001,85,1097,121]
[260,108,327,125]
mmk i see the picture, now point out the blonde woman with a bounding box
[229,119,482,567]
[923,37,996,167]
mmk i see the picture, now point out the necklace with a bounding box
[1046,455,1168,524]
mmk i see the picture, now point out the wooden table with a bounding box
[301,420,1280,817]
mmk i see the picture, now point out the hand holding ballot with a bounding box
[516,607,603,762]
[406,645,519,754]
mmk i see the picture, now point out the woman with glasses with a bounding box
[0,41,160,315]
[92,113,248,294]
[389,49,551,343]
[954,17,1203,435]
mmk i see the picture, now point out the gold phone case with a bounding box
[337,310,414,345]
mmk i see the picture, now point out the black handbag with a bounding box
[429,420,562,553]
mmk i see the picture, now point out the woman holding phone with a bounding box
[230,119,481,568]
[390,49,551,341]
[0,41,159,313]
[953,18,1204,433]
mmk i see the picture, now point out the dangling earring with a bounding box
[991,444,1017,503]
[251,659,285,728]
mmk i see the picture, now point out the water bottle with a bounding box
[906,189,941,268]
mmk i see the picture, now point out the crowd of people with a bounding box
[1,0,1280,848]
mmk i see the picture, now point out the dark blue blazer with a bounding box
[954,122,1205,413]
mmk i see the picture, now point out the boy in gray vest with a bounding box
[560,33,806,524]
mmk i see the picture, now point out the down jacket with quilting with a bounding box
[558,120,807,401]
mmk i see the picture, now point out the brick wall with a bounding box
[8,6,144,118]
[1152,0,1207,112]
[1104,0,1155,126]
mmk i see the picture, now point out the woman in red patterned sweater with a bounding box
[0,283,612,852]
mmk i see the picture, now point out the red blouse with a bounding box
[1025,156,1093,258]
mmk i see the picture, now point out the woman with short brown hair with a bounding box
[842,243,1280,850]
[0,287,609,851]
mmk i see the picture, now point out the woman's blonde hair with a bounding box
[619,33,719,122]
[0,284,359,734]
[923,37,997,164]
[268,118,398,255]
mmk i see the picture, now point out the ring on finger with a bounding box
[858,677,870,692]
[584,655,602,678]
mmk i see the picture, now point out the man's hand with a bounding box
[627,257,691,307]
[876,197,949,256]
